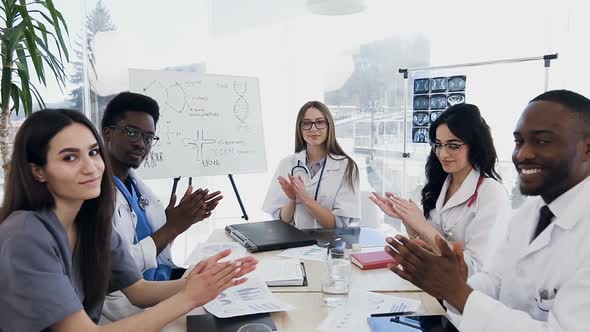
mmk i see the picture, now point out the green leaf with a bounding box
[15,4,46,86]
[22,30,46,85]
[35,21,48,46]
[16,66,32,114]
[28,81,44,113]
[9,82,20,113]
[43,0,68,60]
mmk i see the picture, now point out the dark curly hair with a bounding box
[101,92,160,130]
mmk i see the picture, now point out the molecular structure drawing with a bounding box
[183,129,216,160]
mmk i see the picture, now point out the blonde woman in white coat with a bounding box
[263,101,360,229]
[371,104,509,276]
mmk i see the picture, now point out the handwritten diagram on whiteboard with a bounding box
[129,69,267,179]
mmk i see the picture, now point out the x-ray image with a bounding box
[413,111,430,126]
[448,76,466,92]
[430,77,448,93]
[430,94,447,109]
[414,79,430,94]
[413,95,430,110]
[447,93,466,106]
[430,111,443,123]
[411,74,466,144]
[413,128,429,143]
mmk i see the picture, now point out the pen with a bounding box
[189,177,192,186]
[370,311,415,317]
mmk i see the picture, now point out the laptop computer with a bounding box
[225,221,317,253]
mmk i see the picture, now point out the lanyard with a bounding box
[113,176,153,243]
[113,176,172,281]
[290,158,327,201]
[311,158,327,201]
[466,175,485,208]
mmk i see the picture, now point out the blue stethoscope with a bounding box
[290,158,327,201]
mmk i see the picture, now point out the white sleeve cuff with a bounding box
[460,290,497,331]
[134,237,158,272]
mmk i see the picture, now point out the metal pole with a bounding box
[400,70,410,158]
[402,53,558,73]
[81,1,91,119]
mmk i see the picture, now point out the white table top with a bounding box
[203,229,419,293]
[162,227,446,331]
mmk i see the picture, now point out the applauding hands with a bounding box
[370,192,427,235]
[165,186,223,235]
[278,175,313,204]
[183,249,258,307]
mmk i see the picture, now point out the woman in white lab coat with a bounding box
[263,101,360,229]
[371,104,509,276]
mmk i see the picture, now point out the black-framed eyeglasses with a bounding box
[301,119,328,130]
[109,125,160,147]
[430,142,465,154]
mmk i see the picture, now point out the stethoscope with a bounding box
[440,175,484,239]
[290,158,327,201]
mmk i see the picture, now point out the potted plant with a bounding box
[0,0,69,176]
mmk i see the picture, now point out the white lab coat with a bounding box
[454,176,590,332]
[101,171,175,322]
[429,168,509,276]
[262,150,361,229]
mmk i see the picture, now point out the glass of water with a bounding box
[321,248,352,306]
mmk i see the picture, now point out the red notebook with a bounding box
[350,251,397,270]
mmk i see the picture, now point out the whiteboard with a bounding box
[129,69,267,179]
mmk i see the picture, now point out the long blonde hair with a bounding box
[295,101,359,189]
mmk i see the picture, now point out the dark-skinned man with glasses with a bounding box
[99,92,223,322]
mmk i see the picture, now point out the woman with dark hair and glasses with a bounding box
[371,104,509,276]
[0,109,256,331]
[263,101,360,229]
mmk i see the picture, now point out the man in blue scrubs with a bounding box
[100,92,223,321]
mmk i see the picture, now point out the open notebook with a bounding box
[255,259,307,287]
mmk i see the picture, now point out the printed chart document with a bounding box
[253,258,306,286]
[204,278,295,318]
[278,245,327,262]
[316,289,422,332]
[183,242,249,278]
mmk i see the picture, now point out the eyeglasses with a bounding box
[301,119,328,130]
[109,125,160,147]
[430,142,465,154]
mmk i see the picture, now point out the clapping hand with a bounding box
[385,234,472,312]
[278,176,297,201]
[369,192,403,219]
[183,249,258,307]
[385,193,428,230]
[165,186,223,235]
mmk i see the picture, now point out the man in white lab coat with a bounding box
[100,92,223,321]
[385,89,590,331]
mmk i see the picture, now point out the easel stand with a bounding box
[170,175,249,221]
[228,174,249,221]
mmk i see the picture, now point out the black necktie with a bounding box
[532,205,554,242]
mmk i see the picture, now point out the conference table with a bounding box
[162,227,446,332]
